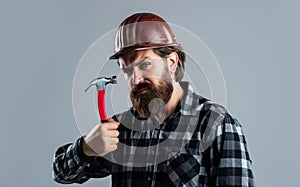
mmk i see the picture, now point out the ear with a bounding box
[167,52,179,73]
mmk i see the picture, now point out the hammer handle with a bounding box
[97,90,108,123]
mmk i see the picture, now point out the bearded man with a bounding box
[53,13,255,187]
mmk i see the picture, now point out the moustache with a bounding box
[132,82,153,95]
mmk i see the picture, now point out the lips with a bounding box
[137,87,149,95]
[134,82,151,95]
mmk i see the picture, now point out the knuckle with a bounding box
[99,124,105,131]
[111,123,117,129]
[103,144,110,152]
[112,121,119,126]
[100,126,108,133]
[100,134,108,141]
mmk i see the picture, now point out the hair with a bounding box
[152,45,186,82]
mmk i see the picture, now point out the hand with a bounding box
[82,118,120,157]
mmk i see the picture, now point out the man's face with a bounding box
[118,49,174,118]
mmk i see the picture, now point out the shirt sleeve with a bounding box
[52,136,112,184]
[214,113,255,186]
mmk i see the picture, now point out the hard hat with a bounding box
[109,13,180,59]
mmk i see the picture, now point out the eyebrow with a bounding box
[134,57,149,67]
[121,57,150,69]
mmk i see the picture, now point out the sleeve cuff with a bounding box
[75,136,95,163]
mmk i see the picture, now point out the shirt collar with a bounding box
[178,81,203,116]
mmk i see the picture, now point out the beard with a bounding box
[130,75,173,119]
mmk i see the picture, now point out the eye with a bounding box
[139,61,150,69]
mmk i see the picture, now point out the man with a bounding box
[53,13,255,186]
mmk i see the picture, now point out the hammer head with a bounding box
[85,76,117,92]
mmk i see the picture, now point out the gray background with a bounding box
[0,0,299,186]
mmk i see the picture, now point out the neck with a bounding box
[161,81,184,120]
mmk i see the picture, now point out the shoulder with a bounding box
[201,99,227,116]
[195,95,228,122]
[194,96,243,136]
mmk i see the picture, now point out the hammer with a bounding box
[85,76,117,123]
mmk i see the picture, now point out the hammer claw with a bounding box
[85,75,117,92]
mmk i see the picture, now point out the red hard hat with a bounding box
[109,13,180,59]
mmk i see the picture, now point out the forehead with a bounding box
[118,49,161,67]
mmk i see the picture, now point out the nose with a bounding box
[132,69,144,86]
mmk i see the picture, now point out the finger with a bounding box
[106,130,119,137]
[107,118,116,122]
[103,122,120,130]
[109,137,119,144]
[110,144,117,152]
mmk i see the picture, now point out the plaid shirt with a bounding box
[53,82,255,187]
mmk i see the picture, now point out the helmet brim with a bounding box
[108,43,181,60]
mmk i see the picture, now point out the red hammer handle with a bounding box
[97,90,108,123]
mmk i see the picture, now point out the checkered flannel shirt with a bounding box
[53,82,255,186]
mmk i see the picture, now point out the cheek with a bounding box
[145,67,165,80]
[154,68,171,81]
[123,74,133,88]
